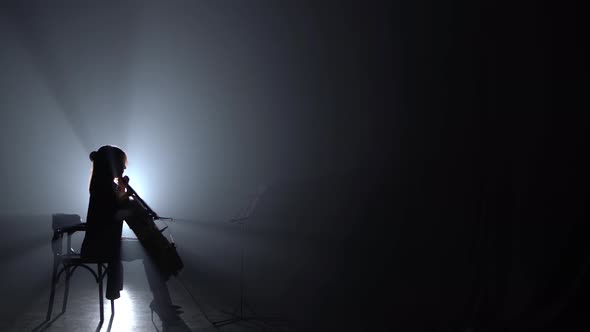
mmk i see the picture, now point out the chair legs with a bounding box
[46,261,59,321]
[98,264,104,322]
[46,262,111,323]
[62,266,71,313]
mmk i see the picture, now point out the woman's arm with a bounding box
[115,176,132,202]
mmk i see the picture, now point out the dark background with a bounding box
[0,1,586,331]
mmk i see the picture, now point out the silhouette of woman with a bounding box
[80,145,181,322]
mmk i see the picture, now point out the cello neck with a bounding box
[124,182,160,220]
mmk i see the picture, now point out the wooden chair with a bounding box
[47,213,114,322]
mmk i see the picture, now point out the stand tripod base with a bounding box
[212,314,279,328]
[212,316,239,327]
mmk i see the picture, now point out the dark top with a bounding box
[80,182,125,262]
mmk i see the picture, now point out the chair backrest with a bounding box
[52,214,82,231]
[52,214,85,256]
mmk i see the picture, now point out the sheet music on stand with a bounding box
[230,184,268,224]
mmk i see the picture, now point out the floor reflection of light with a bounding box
[110,289,136,331]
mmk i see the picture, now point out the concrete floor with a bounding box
[5,260,292,332]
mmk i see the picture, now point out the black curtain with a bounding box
[369,1,587,330]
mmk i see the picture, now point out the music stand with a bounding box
[211,185,274,328]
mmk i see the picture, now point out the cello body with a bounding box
[120,184,184,280]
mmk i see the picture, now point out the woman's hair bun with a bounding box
[89,151,97,161]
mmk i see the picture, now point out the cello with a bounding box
[116,176,184,280]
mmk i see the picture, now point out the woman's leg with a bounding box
[122,239,180,320]
[120,239,169,297]
[144,255,183,321]
[143,255,170,301]
[106,259,123,300]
